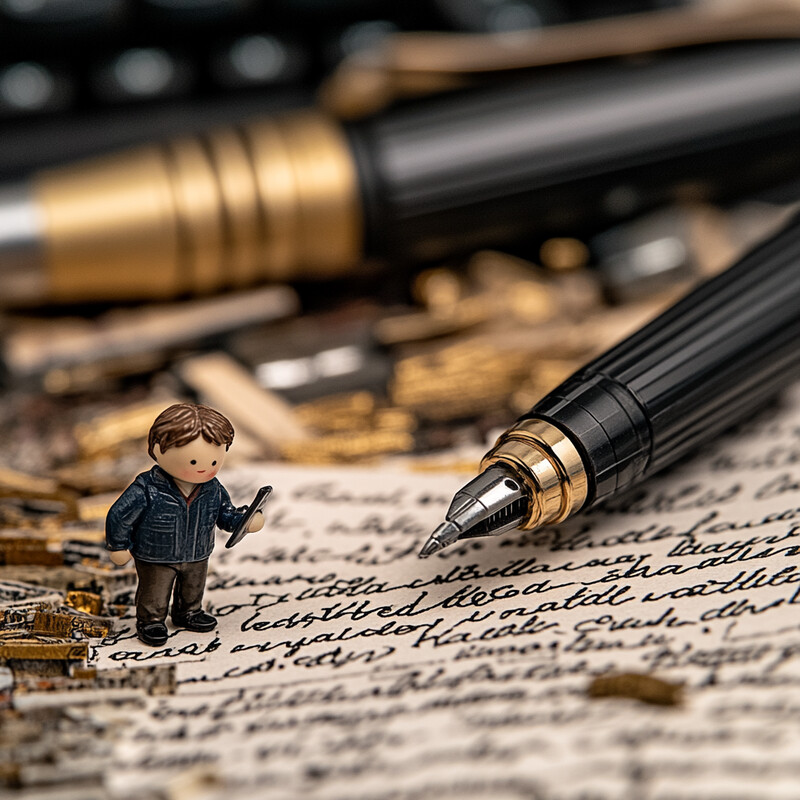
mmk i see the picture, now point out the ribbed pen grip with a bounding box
[530,213,800,505]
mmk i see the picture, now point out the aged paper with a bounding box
[92,387,800,800]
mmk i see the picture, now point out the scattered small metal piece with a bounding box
[588,672,684,706]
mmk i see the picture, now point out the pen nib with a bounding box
[419,521,461,558]
[418,465,529,558]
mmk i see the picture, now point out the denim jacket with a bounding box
[106,465,245,563]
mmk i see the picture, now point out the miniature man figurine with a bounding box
[106,403,264,647]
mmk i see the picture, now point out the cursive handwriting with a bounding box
[93,387,800,799]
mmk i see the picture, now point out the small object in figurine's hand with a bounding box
[225,485,272,548]
[105,403,272,646]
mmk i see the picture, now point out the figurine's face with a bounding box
[154,437,227,485]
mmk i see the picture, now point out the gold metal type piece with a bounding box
[280,430,414,464]
[70,666,98,680]
[510,358,584,414]
[33,111,362,302]
[55,459,144,495]
[177,351,309,456]
[0,635,89,661]
[539,238,590,272]
[410,459,480,474]
[64,590,103,617]
[294,392,416,435]
[32,611,74,637]
[0,537,62,566]
[588,672,684,706]
[481,418,588,530]
[0,469,60,499]
[412,268,464,313]
[74,400,179,459]
[391,342,530,421]
[76,492,117,522]
[6,286,298,383]
[294,391,377,430]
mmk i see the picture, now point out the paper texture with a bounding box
[92,387,800,800]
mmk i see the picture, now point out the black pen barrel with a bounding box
[530,214,800,506]
[10,42,800,304]
[349,42,800,265]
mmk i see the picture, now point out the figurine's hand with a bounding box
[246,511,265,533]
[109,549,132,566]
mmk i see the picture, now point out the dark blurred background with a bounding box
[0,0,797,477]
[0,0,682,179]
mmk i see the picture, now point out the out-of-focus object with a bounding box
[595,206,709,302]
[594,201,798,302]
[0,0,126,31]
[279,427,415,464]
[0,0,337,178]
[0,1,676,179]
[433,0,568,34]
[91,48,194,105]
[2,285,298,389]
[588,672,684,706]
[74,400,179,460]
[177,351,308,458]
[378,252,601,346]
[210,33,308,89]
[0,61,73,118]
[322,0,800,116]
[6,42,800,304]
[391,341,531,422]
[294,391,415,436]
[280,390,417,465]
[538,238,590,272]
[234,310,391,404]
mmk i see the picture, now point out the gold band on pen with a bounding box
[33,111,363,303]
[481,418,589,529]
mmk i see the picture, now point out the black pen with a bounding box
[6,42,800,304]
[420,213,800,557]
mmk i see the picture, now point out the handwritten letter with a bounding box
[95,388,800,799]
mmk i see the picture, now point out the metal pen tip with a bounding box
[419,520,461,558]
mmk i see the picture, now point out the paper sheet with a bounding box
[91,387,800,800]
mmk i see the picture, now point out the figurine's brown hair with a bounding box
[148,403,234,459]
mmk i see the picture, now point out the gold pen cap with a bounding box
[27,111,362,303]
[481,417,589,529]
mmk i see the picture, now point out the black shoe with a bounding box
[136,621,168,646]
[171,610,217,632]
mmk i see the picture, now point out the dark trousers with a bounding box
[134,558,209,625]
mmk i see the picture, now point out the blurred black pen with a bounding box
[5,42,800,304]
[420,212,800,556]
